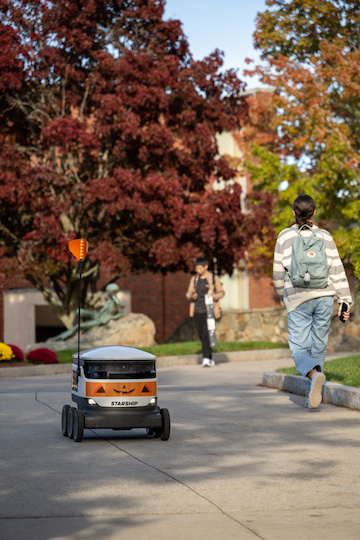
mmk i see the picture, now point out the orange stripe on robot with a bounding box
[86,381,157,397]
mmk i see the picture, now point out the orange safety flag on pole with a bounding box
[68,239,89,261]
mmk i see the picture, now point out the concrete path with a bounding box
[1,356,360,540]
[0,348,293,378]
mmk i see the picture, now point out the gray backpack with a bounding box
[289,225,329,289]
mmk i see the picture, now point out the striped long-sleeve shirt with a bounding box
[273,224,352,313]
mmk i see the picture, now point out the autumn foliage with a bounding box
[0,0,273,326]
[238,0,360,278]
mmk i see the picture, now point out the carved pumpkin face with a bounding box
[86,381,156,397]
[113,385,135,395]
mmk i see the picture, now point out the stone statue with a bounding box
[50,283,123,341]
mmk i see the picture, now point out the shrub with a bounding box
[0,342,14,361]
[27,348,59,364]
[7,344,24,362]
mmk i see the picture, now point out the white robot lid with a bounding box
[73,345,156,361]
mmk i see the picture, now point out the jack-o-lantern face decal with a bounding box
[113,386,135,395]
[86,381,156,397]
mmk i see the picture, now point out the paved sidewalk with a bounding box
[2,348,359,411]
[0,348,292,378]
[0,356,359,540]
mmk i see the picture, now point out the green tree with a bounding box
[242,0,360,270]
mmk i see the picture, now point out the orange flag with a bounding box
[68,239,89,261]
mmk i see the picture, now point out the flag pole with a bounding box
[68,238,89,377]
[77,258,83,376]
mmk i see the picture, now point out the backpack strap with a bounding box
[293,224,313,235]
[296,224,325,242]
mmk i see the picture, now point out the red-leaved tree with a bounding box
[0,0,273,327]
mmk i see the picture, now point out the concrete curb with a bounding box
[0,363,73,378]
[262,371,360,411]
[0,348,292,378]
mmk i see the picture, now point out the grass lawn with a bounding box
[277,355,360,388]
[55,340,288,364]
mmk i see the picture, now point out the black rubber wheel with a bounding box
[160,408,171,441]
[61,405,70,437]
[67,407,75,439]
[73,409,84,443]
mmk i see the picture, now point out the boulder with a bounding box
[86,312,156,348]
[28,313,156,352]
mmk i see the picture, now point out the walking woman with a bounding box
[273,195,352,408]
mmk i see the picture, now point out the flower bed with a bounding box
[0,343,15,362]
[26,348,59,365]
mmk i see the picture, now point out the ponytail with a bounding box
[293,194,316,228]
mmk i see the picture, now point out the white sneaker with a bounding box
[202,358,215,367]
[304,396,314,409]
[307,371,326,408]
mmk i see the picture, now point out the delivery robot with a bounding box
[61,345,170,442]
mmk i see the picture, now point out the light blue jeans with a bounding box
[287,297,334,390]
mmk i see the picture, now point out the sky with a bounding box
[163,0,269,88]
